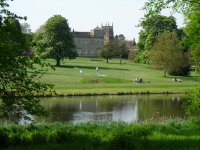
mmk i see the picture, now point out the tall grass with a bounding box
[2,121,200,150]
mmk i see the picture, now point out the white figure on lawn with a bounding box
[80,70,83,77]
[96,67,99,72]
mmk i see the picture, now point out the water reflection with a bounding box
[112,100,138,122]
[36,94,187,123]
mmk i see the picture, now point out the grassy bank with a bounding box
[40,58,198,96]
[2,122,200,150]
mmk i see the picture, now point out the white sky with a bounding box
[8,0,184,41]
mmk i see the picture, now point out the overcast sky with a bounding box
[9,0,184,41]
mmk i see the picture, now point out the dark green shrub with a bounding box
[0,128,9,147]
[55,129,74,143]
[112,126,152,149]
[168,64,191,76]
[31,131,49,144]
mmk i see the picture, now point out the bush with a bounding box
[168,64,191,76]
[0,128,9,147]
[134,50,149,64]
[31,131,49,144]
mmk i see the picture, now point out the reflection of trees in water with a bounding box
[0,98,36,125]
[36,95,186,123]
[49,104,78,122]
[138,96,185,121]
[112,100,138,122]
[0,94,52,125]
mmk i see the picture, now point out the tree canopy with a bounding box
[99,42,115,63]
[143,0,200,62]
[138,15,177,51]
[34,15,77,66]
[136,15,178,64]
[113,34,129,64]
[149,32,190,77]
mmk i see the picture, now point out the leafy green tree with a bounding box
[44,15,76,66]
[0,0,54,123]
[113,34,129,64]
[33,25,49,58]
[139,15,177,51]
[149,32,189,77]
[136,15,178,64]
[99,42,115,63]
[185,9,200,67]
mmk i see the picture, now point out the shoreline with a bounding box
[41,91,187,98]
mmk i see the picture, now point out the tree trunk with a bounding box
[120,54,122,64]
[106,58,109,63]
[56,57,60,66]
[164,69,167,77]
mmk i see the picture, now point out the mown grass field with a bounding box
[41,57,198,96]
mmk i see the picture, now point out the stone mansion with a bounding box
[72,24,114,57]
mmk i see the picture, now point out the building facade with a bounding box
[72,24,114,57]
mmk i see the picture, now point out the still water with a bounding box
[36,94,187,123]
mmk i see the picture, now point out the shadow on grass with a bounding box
[55,65,129,71]
[7,139,200,150]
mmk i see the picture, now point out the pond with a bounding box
[35,94,187,123]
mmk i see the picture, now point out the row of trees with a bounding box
[135,14,191,76]
[143,0,200,117]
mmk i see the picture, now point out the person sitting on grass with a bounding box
[133,78,143,83]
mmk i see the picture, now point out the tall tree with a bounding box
[44,15,76,66]
[138,15,177,51]
[0,0,54,123]
[149,32,186,77]
[185,8,200,67]
[99,42,115,63]
[136,15,178,64]
[114,34,129,64]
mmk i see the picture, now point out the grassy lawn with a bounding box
[39,58,198,95]
[40,57,198,96]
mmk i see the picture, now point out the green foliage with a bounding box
[138,15,178,52]
[34,15,76,66]
[0,123,152,148]
[2,122,200,149]
[0,0,55,123]
[136,15,178,64]
[185,8,200,64]
[134,50,149,64]
[143,0,200,120]
[143,0,200,62]
[128,49,137,61]
[33,26,46,56]
[168,52,191,76]
[113,34,129,64]
[99,42,115,63]
[149,32,190,77]
[185,85,200,118]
